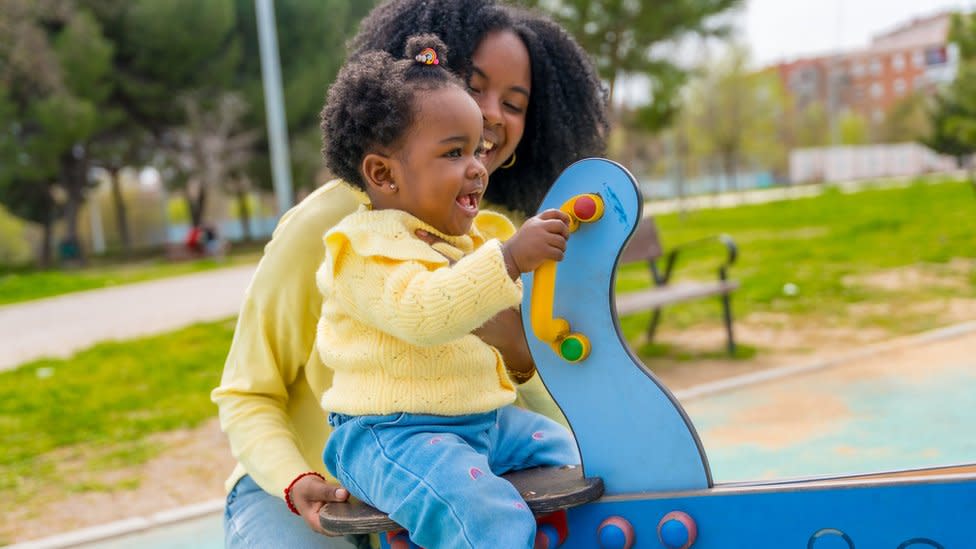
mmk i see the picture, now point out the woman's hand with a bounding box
[290,475,350,534]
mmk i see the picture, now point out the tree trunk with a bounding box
[184,183,207,228]
[193,184,207,227]
[109,167,132,255]
[60,149,89,265]
[722,151,738,192]
[236,188,252,243]
[39,214,54,269]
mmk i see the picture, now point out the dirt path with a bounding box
[0,265,255,371]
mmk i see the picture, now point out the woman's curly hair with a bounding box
[348,0,609,214]
[320,34,461,190]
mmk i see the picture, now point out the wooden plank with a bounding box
[615,280,740,315]
[319,465,604,536]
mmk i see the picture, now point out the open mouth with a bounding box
[456,191,481,212]
[481,135,500,162]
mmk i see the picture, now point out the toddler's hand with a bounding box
[502,209,570,276]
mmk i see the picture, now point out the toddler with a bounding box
[315,34,578,549]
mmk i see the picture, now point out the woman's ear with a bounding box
[361,153,399,197]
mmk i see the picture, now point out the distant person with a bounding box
[202,224,226,259]
[184,225,204,255]
[211,1,607,547]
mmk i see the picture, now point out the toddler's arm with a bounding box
[328,241,521,346]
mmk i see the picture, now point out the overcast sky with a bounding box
[740,0,974,66]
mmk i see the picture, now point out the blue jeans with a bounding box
[224,474,370,548]
[325,406,579,549]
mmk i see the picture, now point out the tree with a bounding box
[880,92,931,144]
[926,12,976,191]
[160,93,259,236]
[0,2,118,265]
[682,45,786,189]
[838,111,869,145]
[94,0,241,134]
[515,0,742,131]
[793,102,831,148]
[88,126,155,254]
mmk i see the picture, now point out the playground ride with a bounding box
[321,158,976,548]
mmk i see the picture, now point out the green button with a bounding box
[560,337,584,361]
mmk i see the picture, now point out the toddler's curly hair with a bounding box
[321,34,463,189]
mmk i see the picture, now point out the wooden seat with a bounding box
[319,465,604,536]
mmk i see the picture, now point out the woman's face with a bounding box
[467,30,531,175]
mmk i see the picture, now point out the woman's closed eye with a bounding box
[504,101,525,114]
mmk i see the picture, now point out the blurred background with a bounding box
[0,0,970,268]
[2,1,975,547]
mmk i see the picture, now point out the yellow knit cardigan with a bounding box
[317,206,523,416]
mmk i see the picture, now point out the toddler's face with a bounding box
[388,85,488,236]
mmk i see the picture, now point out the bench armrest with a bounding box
[659,233,738,285]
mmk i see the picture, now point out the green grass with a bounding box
[637,341,758,361]
[615,178,976,344]
[0,319,236,502]
[0,249,262,306]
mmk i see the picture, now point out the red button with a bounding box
[573,196,597,220]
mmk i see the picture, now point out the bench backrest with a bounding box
[619,217,663,265]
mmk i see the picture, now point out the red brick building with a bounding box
[774,12,956,125]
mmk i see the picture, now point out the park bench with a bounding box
[615,216,739,354]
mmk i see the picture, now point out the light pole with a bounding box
[255,0,294,217]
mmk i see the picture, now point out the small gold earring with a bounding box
[501,153,516,169]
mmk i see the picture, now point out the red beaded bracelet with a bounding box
[284,471,325,515]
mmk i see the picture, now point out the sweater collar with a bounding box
[355,206,485,260]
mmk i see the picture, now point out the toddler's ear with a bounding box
[361,153,399,196]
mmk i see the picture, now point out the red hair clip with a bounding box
[415,48,439,65]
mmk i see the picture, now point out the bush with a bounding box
[0,205,32,267]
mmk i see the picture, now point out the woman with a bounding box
[212,1,607,547]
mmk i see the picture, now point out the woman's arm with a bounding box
[473,306,536,381]
[211,182,364,504]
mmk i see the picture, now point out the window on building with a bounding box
[872,109,884,123]
[894,78,906,95]
[892,53,905,72]
[852,61,865,77]
[925,46,948,66]
[870,82,884,98]
[912,50,925,68]
[870,58,882,75]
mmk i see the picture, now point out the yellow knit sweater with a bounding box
[211,180,566,500]
[317,206,523,416]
